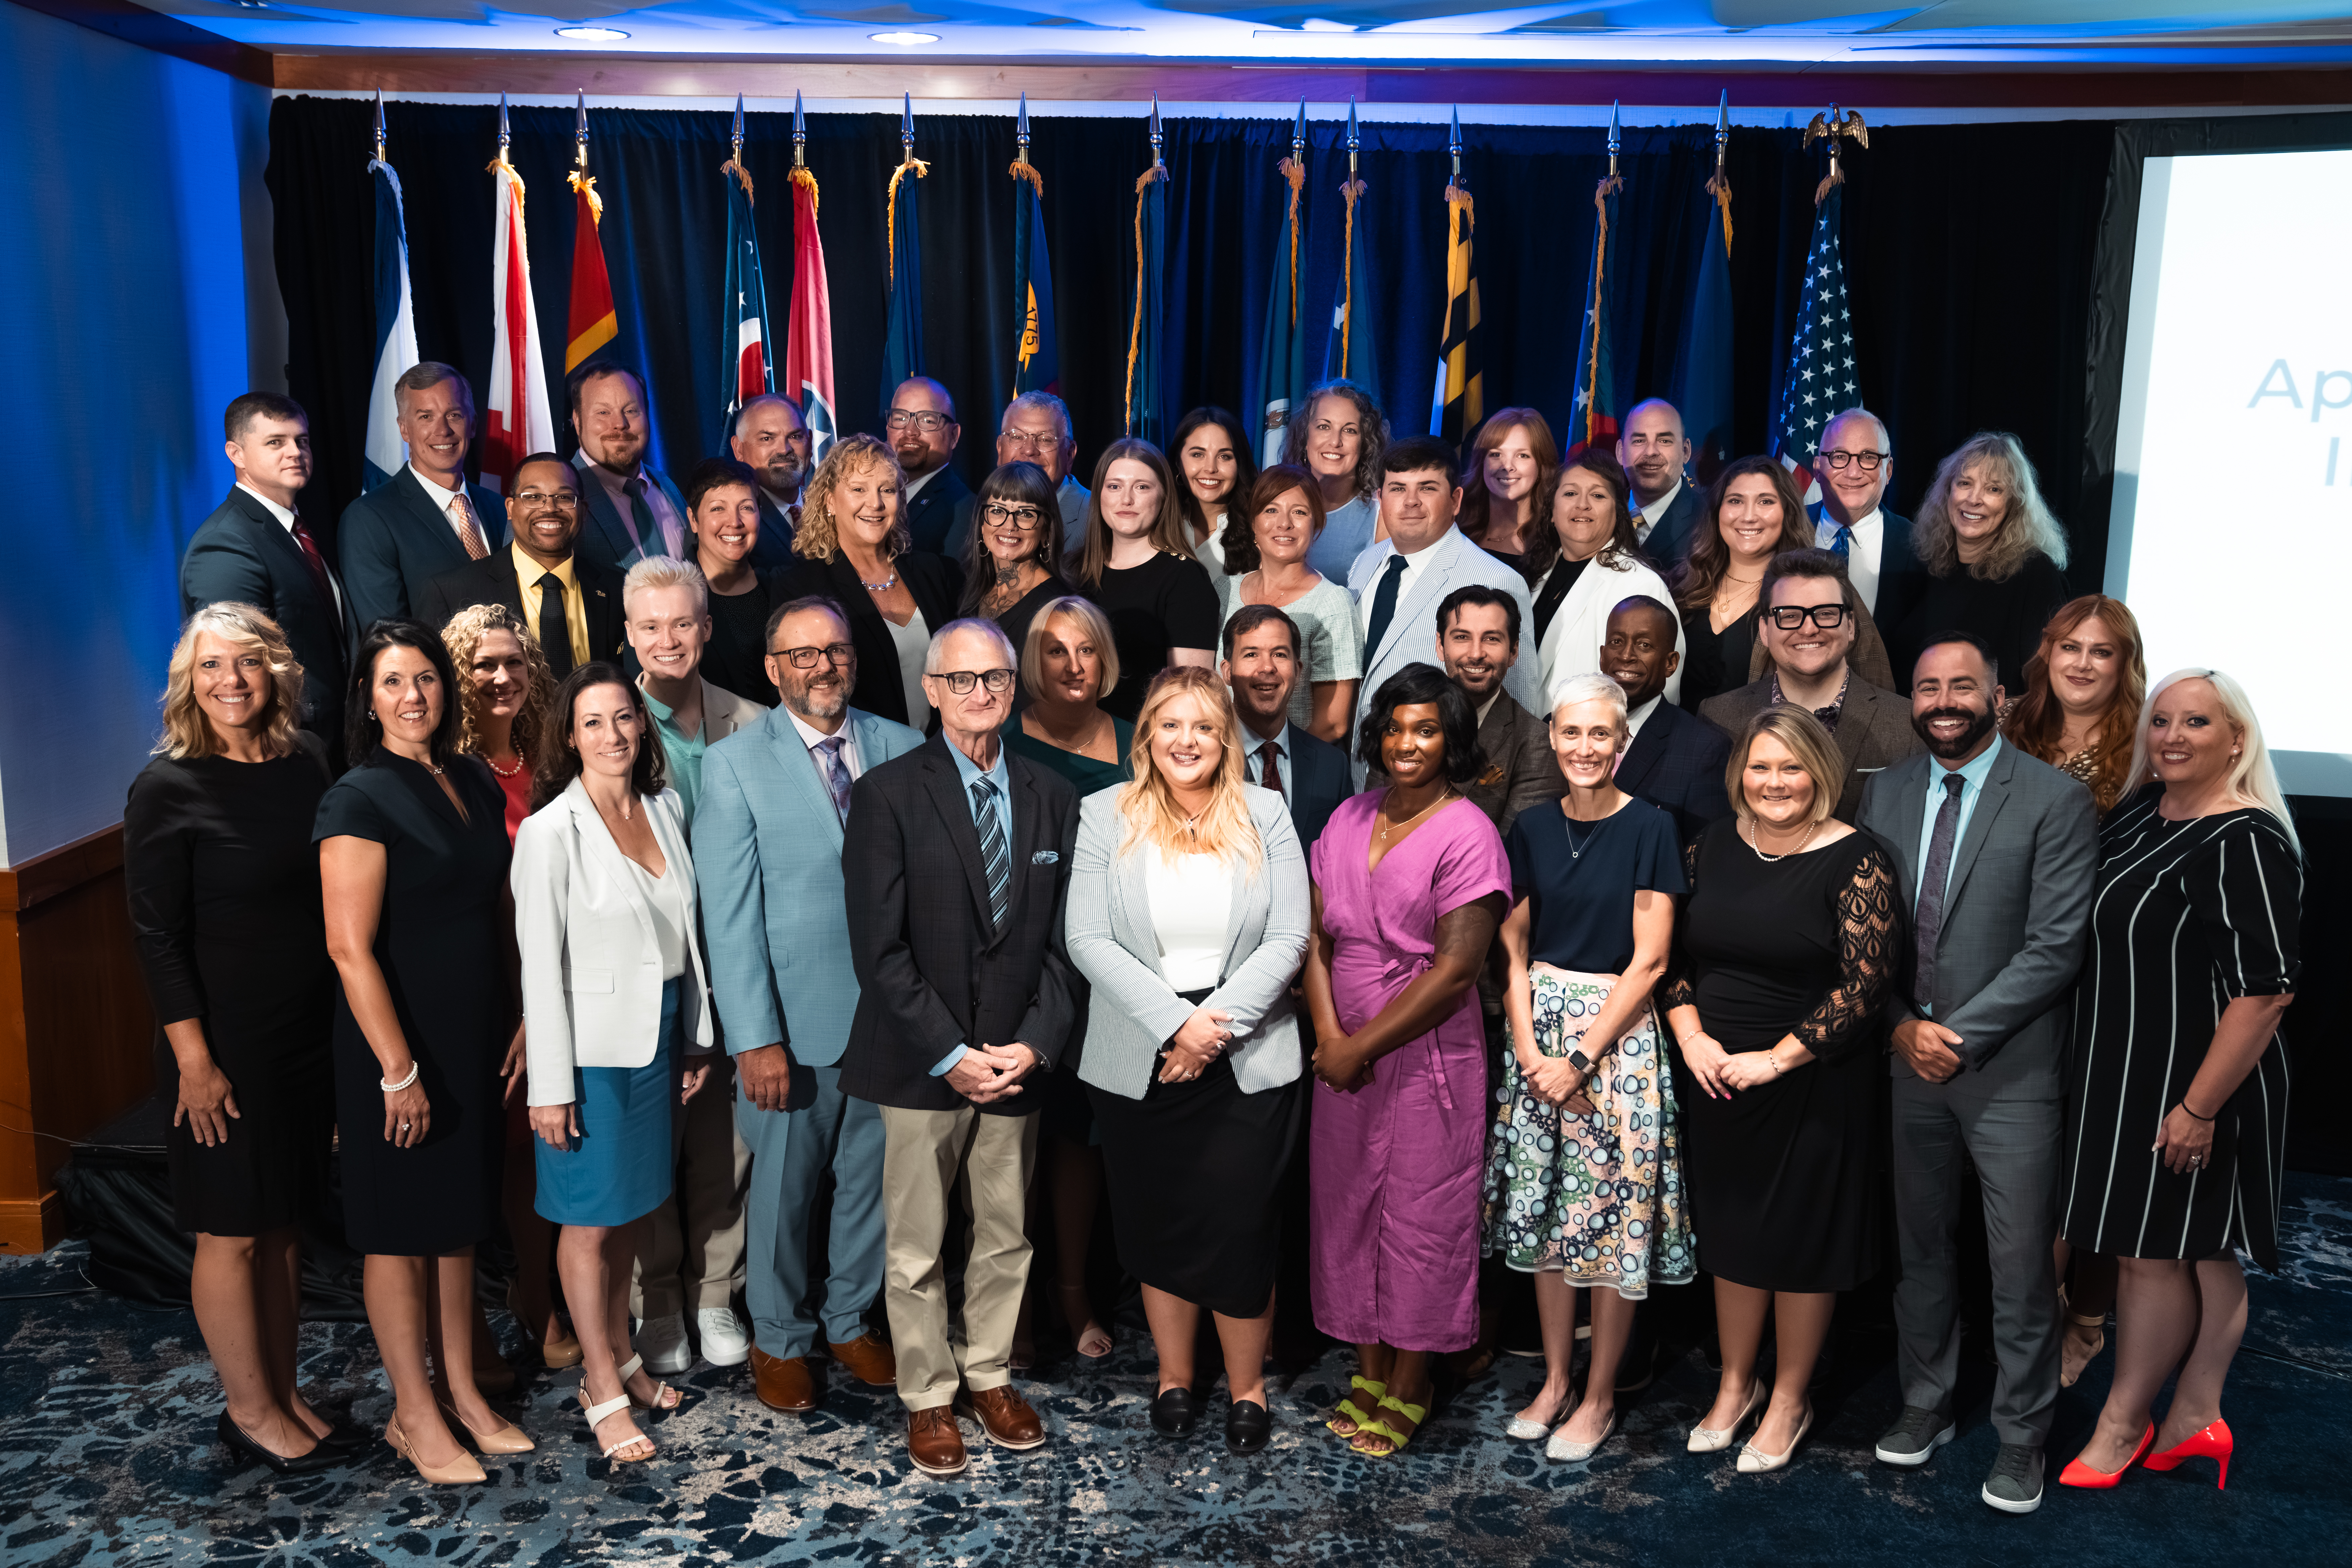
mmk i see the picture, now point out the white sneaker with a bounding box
[696,1307,750,1368]
[635,1312,692,1375]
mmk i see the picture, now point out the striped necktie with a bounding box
[971,776,1010,932]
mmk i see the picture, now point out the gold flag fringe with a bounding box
[789,164,820,214]
[886,155,930,287]
[1278,155,1306,327]
[1705,170,1733,254]
[1338,177,1366,378]
[1009,157,1043,198]
[722,156,755,203]
[1582,174,1622,439]
[568,168,603,224]
[1814,162,1844,207]
[486,154,525,197]
[1126,161,1169,436]
[1444,177,1475,230]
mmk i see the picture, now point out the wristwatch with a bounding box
[1566,1048,1593,1074]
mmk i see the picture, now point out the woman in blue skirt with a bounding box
[513,662,717,1464]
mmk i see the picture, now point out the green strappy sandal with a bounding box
[1327,1375,1388,1438]
[1352,1394,1428,1458]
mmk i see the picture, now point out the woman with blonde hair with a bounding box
[2056,669,2301,1493]
[1064,666,1310,1454]
[1067,437,1221,721]
[1458,407,1560,573]
[2001,594,2146,816]
[126,604,353,1474]
[771,431,963,731]
[1878,432,2072,694]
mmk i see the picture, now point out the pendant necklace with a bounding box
[1379,786,1454,842]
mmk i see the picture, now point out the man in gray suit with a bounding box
[1858,631,2098,1516]
[694,594,925,1412]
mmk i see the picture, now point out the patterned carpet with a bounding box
[2,1175,2345,1566]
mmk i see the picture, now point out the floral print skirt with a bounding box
[1481,964,1696,1298]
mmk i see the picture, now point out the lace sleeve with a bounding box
[1660,832,1702,1013]
[1794,839,1899,1062]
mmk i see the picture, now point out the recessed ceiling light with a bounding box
[870,30,939,44]
[554,25,630,40]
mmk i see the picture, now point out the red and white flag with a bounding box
[483,152,555,493]
[784,162,837,459]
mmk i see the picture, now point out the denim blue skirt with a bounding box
[534,976,678,1227]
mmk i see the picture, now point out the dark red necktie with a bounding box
[289,516,338,617]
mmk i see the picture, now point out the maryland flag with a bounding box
[564,98,617,373]
[1430,109,1482,446]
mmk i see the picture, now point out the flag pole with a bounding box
[792,89,807,170]
[1340,97,1362,379]
[1127,95,1168,437]
[373,88,386,166]
[1709,90,1733,251]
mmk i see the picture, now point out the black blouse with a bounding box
[1877,550,2070,696]
[1079,551,1222,721]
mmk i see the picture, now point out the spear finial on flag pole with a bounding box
[1018,89,1030,155]
[373,88,386,165]
[1345,95,1358,180]
[1149,94,1164,169]
[1448,102,1463,183]
[901,91,915,158]
[792,90,807,170]
[574,91,588,172]
[1714,89,1729,169]
[732,93,745,167]
[497,92,510,158]
[1606,99,1621,180]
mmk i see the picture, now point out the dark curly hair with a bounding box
[1356,662,1485,785]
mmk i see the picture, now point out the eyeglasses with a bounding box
[983,502,1045,530]
[770,642,856,669]
[1765,603,1850,631]
[885,411,953,434]
[513,489,580,509]
[927,668,1017,695]
[1818,450,1888,472]
[999,429,1061,453]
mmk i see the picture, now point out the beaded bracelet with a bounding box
[380,1061,420,1092]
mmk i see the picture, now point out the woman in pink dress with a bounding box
[1306,664,1511,1458]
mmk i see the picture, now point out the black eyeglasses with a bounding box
[1818,450,1888,472]
[513,489,580,509]
[885,411,953,434]
[770,642,855,669]
[1766,603,1850,631]
[928,668,1017,695]
[984,502,1045,530]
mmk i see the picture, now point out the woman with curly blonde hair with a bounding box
[441,603,555,843]
[772,431,964,731]
[1878,431,2073,695]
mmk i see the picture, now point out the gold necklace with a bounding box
[1378,786,1455,841]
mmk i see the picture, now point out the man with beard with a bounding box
[1223,603,1352,853]
[1858,633,2097,1516]
[1604,595,1733,847]
[568,360,691,575]
[693,595,925,1413]
[1371,585,1563,834]
[1618,399,1703,569]
[1699,549,1920,822]
[884,377,971,556]
[726,393,814,572]
[420,452,624,678]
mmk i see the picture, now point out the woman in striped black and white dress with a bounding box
[2056,668,2301,1492]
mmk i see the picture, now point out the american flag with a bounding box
[1770,185,1857,499]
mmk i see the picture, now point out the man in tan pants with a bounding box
[838,621,1083,1477]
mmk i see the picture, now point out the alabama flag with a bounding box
[483,150,554,493]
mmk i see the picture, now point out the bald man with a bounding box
[1618,398,1703,569]
[728,393,813,571]
[885,377,971,556]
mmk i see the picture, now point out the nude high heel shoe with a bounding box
[1687,1382,1768,1454]
[438,1397,536,1456]
[385,1414,487,1485]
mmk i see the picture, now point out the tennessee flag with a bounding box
[784,164,837,459]
[483,151,553,493]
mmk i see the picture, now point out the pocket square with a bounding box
[1031,849,1060,865]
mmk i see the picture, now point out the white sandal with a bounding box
[617,1353,681,1414]
[582,1388,652,1462]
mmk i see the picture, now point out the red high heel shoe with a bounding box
[2058,1423,2155,1489]
[2144,1418,2233,1490]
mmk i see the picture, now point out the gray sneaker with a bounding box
[1982,1443,2045,1514]
[1873,1405,1956,1466]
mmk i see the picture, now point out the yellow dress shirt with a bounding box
[511,543,591,669]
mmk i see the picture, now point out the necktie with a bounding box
[536,573,575,678]
[288,516,337,619]
[971,776,1010,932]
[815,735,853,824]
[449,491,488,560]
[1363,553,1409,660]
[1913,772,1967,1008]
[621,475,658,558]
[1830,524,1854,558]
[1257,740,1284,798]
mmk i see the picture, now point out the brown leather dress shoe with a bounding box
[749,1345,817,1412]
[907,1406,968,1476]
[963,1386,1046,1451]
[827,1331,897,1387]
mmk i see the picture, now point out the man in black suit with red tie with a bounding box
[1604,594,1733,847]
[181,392,358,764]
[841,618,1080,1481]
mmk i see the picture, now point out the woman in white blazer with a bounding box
[1528,448,1683,709]
[1064,667,1310,1457]
[512,662,715,1466]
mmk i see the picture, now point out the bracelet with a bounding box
[2177,1099,2215,1122]
[1767,1052,1785,1077]
[380,1062,420,1092]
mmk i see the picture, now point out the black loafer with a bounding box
[215,1411,345,1475]
[1225,1398,1271,1455]
[1149,1386,1197,1438]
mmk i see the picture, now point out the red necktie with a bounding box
[289,516,338,619]
[1257,741,1284,795]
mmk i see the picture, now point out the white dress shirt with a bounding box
[1634,480,1683,548]
[1815,505,1885,612]
[785,707,864,780]
[236,481,345,622]
[1625,693,1664,742]
[903,465,944,502]
[406,463,484,553]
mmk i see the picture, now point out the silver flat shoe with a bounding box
[1687,1382,1769,1454]
[1546,1409,1617,1463]
[1505,1395,1574,1440]
[1737,1406,1815,1473]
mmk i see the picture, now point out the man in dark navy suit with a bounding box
[1222,604,1351,854]
[1810,407,1919,618]
[419,453,625,677]
[1619,399,1705,572]
[885,377,971,557]
[1605,594,1733,847]
[726,392,811,573]
[568,359,690,576]
[181,392,357,764]
[337,362,508,628]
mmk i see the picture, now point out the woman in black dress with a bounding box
[770,433,963,732]
[1876,432,2072,695]
[1068,438,1221,721]
[318,622,528,1484]
[126,603,350,1475]
[958,459,1068,659]
[684,457,778,708]
[2056,670,2301,1492]
[1669,458,1813,712]
[1663,704,1898,1474]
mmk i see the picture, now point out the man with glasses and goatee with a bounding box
[1810,408,1921,617]
[1699,549,1922,823]
[840,618,1081,1479]
[694,595,923,1417]
[884,376,972,556]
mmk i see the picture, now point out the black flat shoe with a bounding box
[1225,1399,1271,1455]
[1149,1386,1197,1438]
[216,1412,344,1475]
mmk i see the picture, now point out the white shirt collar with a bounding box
[1626,692,1664,739]
[1637,479,1683,528]
[406,463,462,504]
[902,465,942,500]
[785,705,856,768]
[236,481,297,531]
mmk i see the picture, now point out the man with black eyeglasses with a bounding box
[419,452,623,678]
[695,594,926,1417]
[1699,548,1922,822]
[943,392,1091,561]
[885,377,971,556]
[1811,407,1921,615]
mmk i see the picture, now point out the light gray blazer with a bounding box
[1064,786,1310,1101]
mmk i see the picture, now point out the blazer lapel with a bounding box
[1376,531,1461,670]
[574,461,640,566]
[568,781,658,952]
[1617,709,1667,793]
[920,745,996,935]
[1940,746,2014,910]
[1890,756,1930,887]
[391,469,469,574]
[765,711,847,850]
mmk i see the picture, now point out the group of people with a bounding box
[134,359,2299,1515]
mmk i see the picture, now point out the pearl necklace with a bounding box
[859,570,898,592]
[487,755,524,779]
[1745,817,1820,863]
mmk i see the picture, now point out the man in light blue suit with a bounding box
[695,592,924,1411]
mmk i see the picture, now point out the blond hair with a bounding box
[1728,705,1843,828]
[156,603,305,760]
[792,433,910,563]
[1118,667,1262,875]
[623,554,710,616]
[2125,669,2301,856]
[440,602,555,766]
[1914,431,2071,581]
[1020,596,1121,706]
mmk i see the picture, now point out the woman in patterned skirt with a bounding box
[1483,673,1692,1464]
[2056,670,2301,1492]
